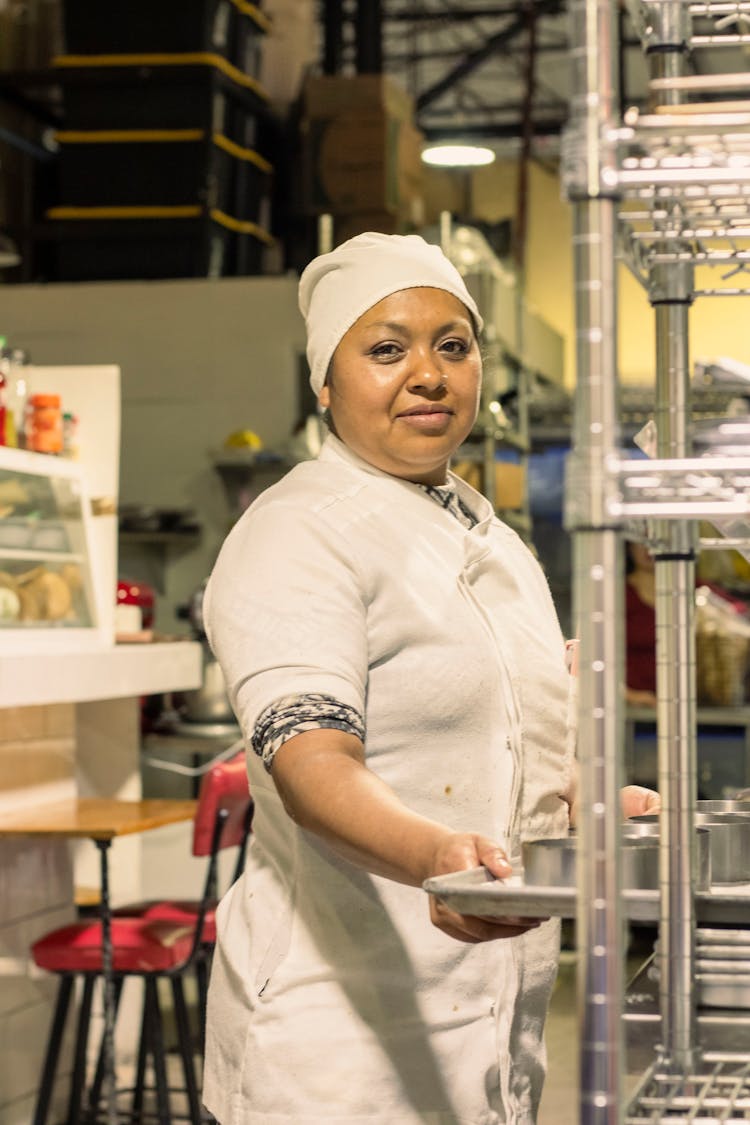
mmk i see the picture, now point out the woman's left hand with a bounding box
[567,783,660,827]
[620,784,661,819]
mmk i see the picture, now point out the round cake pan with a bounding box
[697,799,750,815]
[523,829,711,891]
[693,812,750,884]
[521,836,662,891]
[622,821,711,890]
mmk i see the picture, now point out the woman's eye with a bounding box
[440,338,470,356]
[370,342,402,359]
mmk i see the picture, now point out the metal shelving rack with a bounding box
[438,214,535,537]
[562,0,750,1120]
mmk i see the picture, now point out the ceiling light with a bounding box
[421,143,496,168]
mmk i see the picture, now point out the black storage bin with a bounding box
[62,0,270,76]
[43,210,273,280]
[55,131,273,223]
[55,57,267,149]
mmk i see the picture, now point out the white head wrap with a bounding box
[298,232,483,396]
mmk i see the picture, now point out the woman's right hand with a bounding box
[427,833,545,944]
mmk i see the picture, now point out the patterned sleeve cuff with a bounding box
[251,693,366,772]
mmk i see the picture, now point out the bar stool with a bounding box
[31,753,253,1125]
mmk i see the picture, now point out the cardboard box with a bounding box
[333,211,404,243]
[452,459,526,511]
[303,74,414,123]
[302,111,424,216]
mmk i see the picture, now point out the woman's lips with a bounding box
[397,409,454,430]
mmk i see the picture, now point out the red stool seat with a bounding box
[32,917,196,974]
[114,900,217,944]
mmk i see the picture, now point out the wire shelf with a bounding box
[626,1053,750,1123]
[609,454,750,519]
[689,1,750,14]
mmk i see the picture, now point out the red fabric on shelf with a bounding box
[626,582,656,693]
[32,917,196,974]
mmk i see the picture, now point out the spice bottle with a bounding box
[62,411,79,459]
[26,393,63,454]
[1,345,30,449]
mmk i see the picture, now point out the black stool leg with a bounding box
[145,977,172,1125]
[195,954,209,1053]
[66,975,96,1124]
[83,976,124,1123]
[131,982,150,1124]
[32,974,74,1125]
[172,975,202,1124]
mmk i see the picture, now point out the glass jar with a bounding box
[26,393,63,454]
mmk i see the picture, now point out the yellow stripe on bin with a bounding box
[55,129,205,144]
[229,0,273,33]
[46,204,276,245]
[52,53,270,101]
[212,133,273,172]
[47,205,202,220]
[210,208,275,244]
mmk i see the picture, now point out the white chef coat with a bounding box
[202,433,574,1125]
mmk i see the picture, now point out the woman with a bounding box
[202,233,657,1124]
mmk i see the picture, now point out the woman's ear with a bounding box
[318,385,331,409]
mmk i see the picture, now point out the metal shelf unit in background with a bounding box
[563,0,750,1121]
[439,215,555,540]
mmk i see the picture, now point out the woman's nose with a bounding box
[407,350,445,390]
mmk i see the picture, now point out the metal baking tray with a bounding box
[422,867,660,923]
[423,868,750,925]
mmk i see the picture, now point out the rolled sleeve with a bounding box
[251,692,366,771]
[204,500,369,747]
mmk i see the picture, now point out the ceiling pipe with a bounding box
[415,0,559,111]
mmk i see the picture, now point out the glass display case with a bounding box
[0,446,109,650]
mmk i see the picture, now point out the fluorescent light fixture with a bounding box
[421,143,496,168]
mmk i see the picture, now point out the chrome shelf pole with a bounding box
[564,0,624,1118]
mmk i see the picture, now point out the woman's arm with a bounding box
[272,727,543,944]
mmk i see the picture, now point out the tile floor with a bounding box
[539,951,579,1124]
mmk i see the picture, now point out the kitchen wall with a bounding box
[0,276,306,631]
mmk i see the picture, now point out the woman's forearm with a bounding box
[270,728,457,887]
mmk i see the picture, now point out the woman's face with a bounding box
[319,287,481,486]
